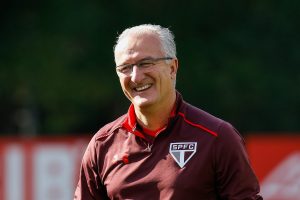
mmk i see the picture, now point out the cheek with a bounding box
[159,70,173,84]
[119,77,129,90]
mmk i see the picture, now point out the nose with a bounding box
[130,65,145,83]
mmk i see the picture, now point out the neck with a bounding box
[134,92,176,131]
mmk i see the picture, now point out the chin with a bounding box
[132,96,156,108]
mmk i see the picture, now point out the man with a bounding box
[74,24,262,200]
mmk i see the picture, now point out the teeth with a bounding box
[135,84,151,91]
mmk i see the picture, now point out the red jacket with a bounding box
[74,92,262,200]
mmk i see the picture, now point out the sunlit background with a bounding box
[0,1,299,199]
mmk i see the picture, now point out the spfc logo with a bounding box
[169,142,197,168]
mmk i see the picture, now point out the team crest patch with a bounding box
[169,142,197,168]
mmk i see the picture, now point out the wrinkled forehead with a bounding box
[114,33,164,65]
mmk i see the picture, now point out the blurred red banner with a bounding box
[1,134,299,200]
[0,136,89,200]
[246,134,300,200]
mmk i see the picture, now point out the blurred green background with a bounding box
[1,0,299,136]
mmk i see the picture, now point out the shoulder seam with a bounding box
[94,115,126,140]
[178,112,218,137]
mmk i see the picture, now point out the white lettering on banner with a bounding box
[0,138,89,200]
[261,152,300,200]
[33,145,76,200]
[5,145,24,200]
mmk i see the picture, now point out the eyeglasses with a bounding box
[116,57,173,75]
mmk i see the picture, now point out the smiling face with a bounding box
[115,32,178,111]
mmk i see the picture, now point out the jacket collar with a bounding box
[122,91,183,139]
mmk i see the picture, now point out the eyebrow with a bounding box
[138,57,154,62]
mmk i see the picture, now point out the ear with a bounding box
[170,58,179,79]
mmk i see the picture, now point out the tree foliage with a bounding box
[0,0,299,135]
